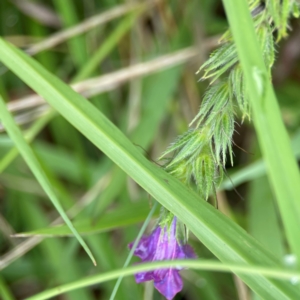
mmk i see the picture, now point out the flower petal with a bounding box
[129,226,161,261]
[182,244,197,259]
[129,216,196,299]
[154,269,183,300]
[135,271,154,283]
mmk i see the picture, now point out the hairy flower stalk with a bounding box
[129,1,299,298]
[160,0,300,201]
[129,216,196,300]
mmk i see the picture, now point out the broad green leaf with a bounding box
[0,38,299,298]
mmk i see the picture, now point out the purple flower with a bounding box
[129,217,196,300]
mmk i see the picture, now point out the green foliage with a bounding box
[1,1,300,299]
[229,65,249,119]
[198,43,238,82]
[162,129,221,200]
[2,26,300,300]
[160,129,200,162]
[192,145,219,200]
[162,0,297,203]
[165,130,208,168]
[266,0,299,40]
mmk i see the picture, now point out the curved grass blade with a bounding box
[26,260,300,300]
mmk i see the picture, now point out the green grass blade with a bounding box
[53,0,87,68]
[0,94,96,266]
[0,109,55,174]
[14,201,159,236]
[0,275,15,300]
[73,12,140,82]
[26,260,300,300]
[0,38,299,298]
[222,0,300,261]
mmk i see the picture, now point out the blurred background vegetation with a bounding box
[0,0,300,299]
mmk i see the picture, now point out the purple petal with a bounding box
[152,220,178,262]
[129,236,150,260]
[182,244,197,259]
[129,216,196,299]
[154,269,183,300]
[153,266,171,281]
[135,271,154,283]
[129,226,161,261]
